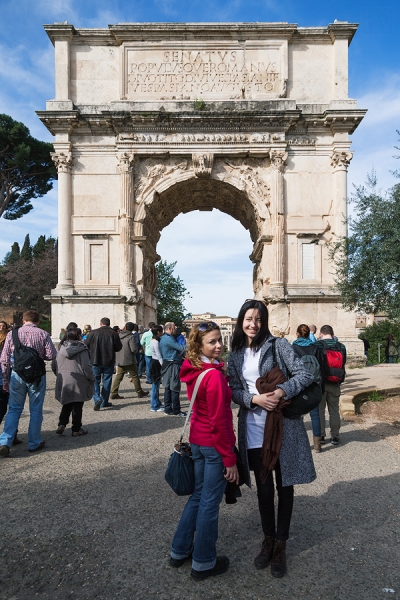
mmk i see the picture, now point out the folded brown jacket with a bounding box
[256,366,289,482]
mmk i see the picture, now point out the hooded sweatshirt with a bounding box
[180,358,236,468]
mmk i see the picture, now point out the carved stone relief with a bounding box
[134,157,189,204]
[193,153,214,177]
[219,158,271,220]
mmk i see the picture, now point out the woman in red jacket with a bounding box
[170,321,239,581]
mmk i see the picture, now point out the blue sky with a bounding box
[0,0,399,316]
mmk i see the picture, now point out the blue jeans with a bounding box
[0,372,46,450]
[171,444,227,571]
[136,352,145,377]
[150,380,162,410]
[310,405,321,437]
[92,365,114,406]
[144,355,152,383]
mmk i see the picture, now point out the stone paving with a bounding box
[342,363,400,395]
[0,370,399,600]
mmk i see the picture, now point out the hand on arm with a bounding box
[251,387,285,411]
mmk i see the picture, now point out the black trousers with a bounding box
[0,387,9,425]
[59,402,83,432]
[164,388,181,414]
[247,448,294,541]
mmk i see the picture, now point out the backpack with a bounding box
[292,344,322,386]
[12,328,46,385]
[320,340,345,384]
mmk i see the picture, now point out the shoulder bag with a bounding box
[271,338,322,419]
[164,368,214,496]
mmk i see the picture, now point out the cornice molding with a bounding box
[43,21,358,46]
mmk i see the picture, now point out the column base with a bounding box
[53,284,74,296]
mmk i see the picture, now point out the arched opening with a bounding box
[136,175,270,322]
[157,209,254,317]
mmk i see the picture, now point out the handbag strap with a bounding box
[270,337,277,368]
[179,368,215,443]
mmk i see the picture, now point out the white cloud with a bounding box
[349,77,400,193]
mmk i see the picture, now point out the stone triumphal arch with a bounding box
[38,22,366,352]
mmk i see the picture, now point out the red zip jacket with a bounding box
[180,359,236,468]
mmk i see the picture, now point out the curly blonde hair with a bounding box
[186,322,221,368]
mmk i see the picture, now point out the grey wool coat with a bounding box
[55,341,95,404]
[228,335,317,488]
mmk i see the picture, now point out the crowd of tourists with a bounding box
[0,303,349,580]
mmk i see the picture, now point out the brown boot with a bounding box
[313,436,322,453]
[271,539,286,578]
[254,535,275,569]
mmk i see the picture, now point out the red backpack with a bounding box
[320,341,346,383]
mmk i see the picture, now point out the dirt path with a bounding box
[354,396,400,452]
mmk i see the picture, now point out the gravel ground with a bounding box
[0,372,399,600]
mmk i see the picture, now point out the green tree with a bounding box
[0,114,57,220]
[3,241,20,265]
[33,234,46,259]
[359,320,400,364]
[329,172,400,320]
[20,234,32,261]
[155,260,191,326]
[0,234,58,316]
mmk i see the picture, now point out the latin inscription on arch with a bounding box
[123,43,287,100]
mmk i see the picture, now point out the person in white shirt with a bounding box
[149,326,164,412]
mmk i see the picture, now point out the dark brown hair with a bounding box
[296,324,310,339]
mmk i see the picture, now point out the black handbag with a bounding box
[271,338,322,419]
[164,369,214,496]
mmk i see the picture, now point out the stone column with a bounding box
[269,150,288,298]
[51,150,73,293]
[117,152,137,298]
[331,150,353,237]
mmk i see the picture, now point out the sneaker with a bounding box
[191,556,229,580]
[101,402,113,408]
[0,445,10,458]
[330,437,339,446]
[110,394,123,400]
[174,411,187,417]
[12,437,22,445]
[93,400,102,411]
[137,391,150,398]
[150,406,165,412]
[72,429,88,437]
[320,436,326,445]
[56,425,66,435]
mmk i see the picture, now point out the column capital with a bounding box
[51,151,72,173]
[270,150,288,171]
[331,150,353,170]
[117,152,135,173]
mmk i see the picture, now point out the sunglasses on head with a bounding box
[197,321,219,331]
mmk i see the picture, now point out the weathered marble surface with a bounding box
[38,22,366,355]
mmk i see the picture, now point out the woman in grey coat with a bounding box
[229,300,316,579]
[55,328,95,436]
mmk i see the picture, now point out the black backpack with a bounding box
[12,328,46,385]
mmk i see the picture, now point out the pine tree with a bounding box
[33,235,47,259]
[20,234,32,261]
[3,241,20,265]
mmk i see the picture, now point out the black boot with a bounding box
[254,535,275,569]
[271,539,286,578]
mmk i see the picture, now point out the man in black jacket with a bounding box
[85,317,122,411]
